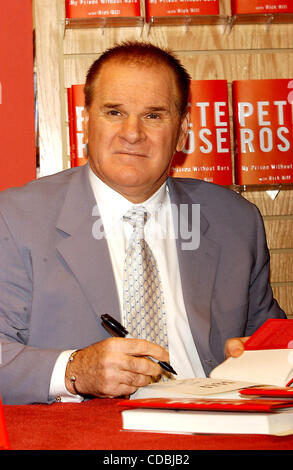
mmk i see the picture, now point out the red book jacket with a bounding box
[170,80,233,185]
[232,79,293,185]
[145,0,219,20]
[68,85,88,168]
[231,0,293,15]
[65,0,141,18]
[118,396,293,412]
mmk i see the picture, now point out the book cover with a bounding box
[119,398,293,435]
[70,85,88,167]
[231,1,293,15]
[169,80,233,185]
[232,79,293,185]
[119,396,293,412]
[240,386,293,398]
[65,0,141,19]
[0,0,36,191]
[0,397,10,450]
[67,87,76,169]
[145,0,219,21]
[244,319,293,350]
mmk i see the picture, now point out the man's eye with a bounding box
[107,110,122,117]
[146,113,160,120]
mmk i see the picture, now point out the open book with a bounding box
[132,319,293,400]
[210,319,293,387]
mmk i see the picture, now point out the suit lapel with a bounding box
[167,178,221,369]
[56,164,120,325]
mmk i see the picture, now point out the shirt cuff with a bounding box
[49,350,84,403]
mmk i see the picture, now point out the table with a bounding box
[3,398,293,452]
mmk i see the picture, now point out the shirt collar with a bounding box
[88,166,169,231]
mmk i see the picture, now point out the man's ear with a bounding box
[176,112,190,152]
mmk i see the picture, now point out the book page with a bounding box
[210,349,293,387]
[131,377,258,400]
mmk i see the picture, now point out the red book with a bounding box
[65,0,141,19]
[0,0,36,191]
[119,396,293,412]
[232,79,293,185]
[210,319,293,387]
[70,85,88,168]
[240,386,293,398]
[145,0,219,21]
[231,0,293,15]
[119,396,293,435]
[0,397,10,450]
[67,87,76,168]
[170,80,233,185]
[244,319,293,350]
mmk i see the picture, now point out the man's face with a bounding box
[85,60,189,202]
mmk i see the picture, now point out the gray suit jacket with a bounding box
[0,164,286,404]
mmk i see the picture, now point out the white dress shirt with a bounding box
[49,168,205,402]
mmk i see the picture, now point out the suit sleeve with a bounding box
[0,211,62,404]
[245,203,286,335]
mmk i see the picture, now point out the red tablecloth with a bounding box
[3,398,293,451]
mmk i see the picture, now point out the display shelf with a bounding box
[230,12,293,27]
[65,16,144,29]
[65,13,293,31]
[146,14,228,27]
[230,183,293,195]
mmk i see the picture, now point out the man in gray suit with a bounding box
[0,42,286,405]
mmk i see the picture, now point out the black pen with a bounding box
[101,314,177,375]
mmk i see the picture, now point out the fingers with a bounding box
[224,336,250,358]
[121,353,162,377]
[106,336,169,363]
[87,356,156,398]
[65,337,166,398]
[94,368,153,398]
[121,369,154,390]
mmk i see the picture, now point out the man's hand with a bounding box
[65,337,169,398]
[224,336,250,359]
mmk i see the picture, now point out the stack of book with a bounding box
[119,395,293,435]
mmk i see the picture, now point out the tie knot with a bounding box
[124,206,148,230]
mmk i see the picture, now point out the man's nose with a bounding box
[119,115,145,143]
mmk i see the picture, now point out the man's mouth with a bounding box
[114,150,147,158]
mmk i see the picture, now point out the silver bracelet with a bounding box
[68,350,82,395]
